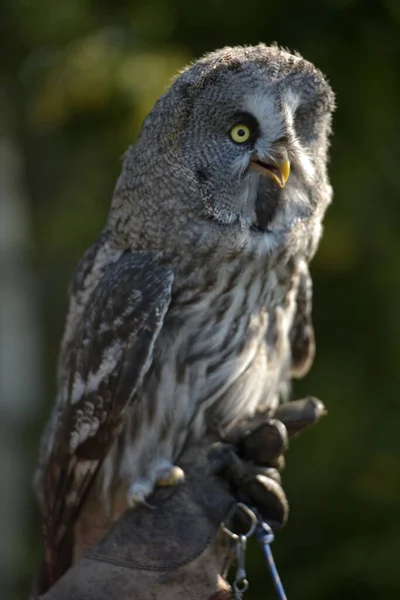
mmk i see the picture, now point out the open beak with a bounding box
[250,153,290,188]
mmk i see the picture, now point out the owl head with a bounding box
[112,44,335,261]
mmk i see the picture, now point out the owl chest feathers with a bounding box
[121,254,300,476]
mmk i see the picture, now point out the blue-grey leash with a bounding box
[256,521,287,600]
[221,503,287,600]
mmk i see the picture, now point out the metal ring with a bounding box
[221,502,258,541]
[233,578,249,594]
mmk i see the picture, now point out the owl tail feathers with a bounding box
[30,535,74,598]
[29,556,49,599]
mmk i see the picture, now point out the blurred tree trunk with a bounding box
[0,88,43,598]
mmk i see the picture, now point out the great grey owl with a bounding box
[34,43,334,591]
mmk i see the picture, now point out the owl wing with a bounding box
[289,260,315,378]
[39,251,174,589]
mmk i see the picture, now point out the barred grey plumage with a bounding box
[34,43,334,591]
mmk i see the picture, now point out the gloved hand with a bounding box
[39,397,325,600]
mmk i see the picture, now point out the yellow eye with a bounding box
[230,124,251,143]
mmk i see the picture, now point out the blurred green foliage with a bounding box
[1,0,399,598]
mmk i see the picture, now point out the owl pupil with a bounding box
[238,129,245,136]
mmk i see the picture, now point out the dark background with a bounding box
[1,1,399,598]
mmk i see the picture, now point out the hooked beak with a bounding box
[250,152,290,188]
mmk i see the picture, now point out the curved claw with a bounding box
[239,419,288,466]
[274,396,326,438]
[239,471,289,529]
[220,449,289,530]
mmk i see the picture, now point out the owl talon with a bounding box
[156,465,185,488]
[127,483,156,509]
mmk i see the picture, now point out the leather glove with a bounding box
[39,397,325,600]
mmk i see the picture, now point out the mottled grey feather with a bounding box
[37,251,173,587]
[289,259,315,378]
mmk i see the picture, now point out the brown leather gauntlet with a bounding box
[39,397,325,600]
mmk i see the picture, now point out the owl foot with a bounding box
[155,465,185,488]
[127,481,156,509]
[126,464,185,507]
